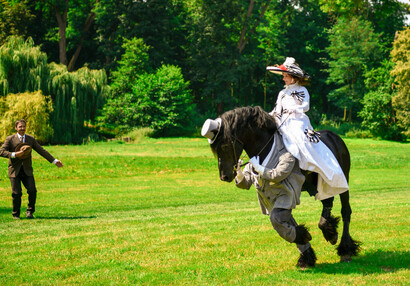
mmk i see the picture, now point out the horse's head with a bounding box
[202,106,277,183]
[201,116,243,182]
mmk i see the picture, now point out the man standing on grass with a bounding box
[0,119,63,220]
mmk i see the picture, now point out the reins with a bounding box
[231,136,245,171]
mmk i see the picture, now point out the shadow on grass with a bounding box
[0,207,10,214]
[0,208,96,220]
[304,250,409,274]
[35,215,96,220]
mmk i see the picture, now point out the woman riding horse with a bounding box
[267,57,349,201]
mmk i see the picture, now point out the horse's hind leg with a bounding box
[337,191,361,262]
[319,197,340,245]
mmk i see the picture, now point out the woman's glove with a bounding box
[249,156,265,175]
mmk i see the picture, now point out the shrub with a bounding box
[0,91,53,143]
[100,64,196,137]
[359,90,404,141]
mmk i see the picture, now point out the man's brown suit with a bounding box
[0,134,56,217]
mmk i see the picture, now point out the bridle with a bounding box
[214,115,281,173]
[230,135,245,171]
[231,131,276,171]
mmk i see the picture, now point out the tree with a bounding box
[93,0,189,72]
[0,36,49,96]
[0,36,109,144]
[99,38,195,136]
[185,0,272,115]
[132,65,195,137]
[47,62,109,143]
[32,0,98,71]
[109,37,151,97]
[325,16,383,121]
[391,28,410,138]
[0,91,54,143]
[0,0,34,45]
[359,60,404,141]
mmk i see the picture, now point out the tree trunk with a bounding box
[67,1,98,71]
[238,0,255,52]
[238,0,271,54]
[54,0,69,66]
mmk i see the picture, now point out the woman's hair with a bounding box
[292,75,310,86]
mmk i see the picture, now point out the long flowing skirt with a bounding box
[278,114,349,200]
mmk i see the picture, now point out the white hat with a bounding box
[266,57,310,79]
[201,118,222,144]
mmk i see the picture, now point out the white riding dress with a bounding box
[270,83,349,200]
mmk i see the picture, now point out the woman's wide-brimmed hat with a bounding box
[266,57,310,79]
[15,143,32,159]
[201,118,222,144]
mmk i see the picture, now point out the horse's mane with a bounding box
[217,106,277,143]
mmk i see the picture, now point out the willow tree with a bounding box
[47,63,109,143]
[0,36,49,96]
[0,36,109,144]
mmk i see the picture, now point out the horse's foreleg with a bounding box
[319,197,340,245]
[337,191,361,262]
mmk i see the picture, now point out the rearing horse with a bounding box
[203,106,360,266]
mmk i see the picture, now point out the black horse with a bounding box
[206,106,360,266]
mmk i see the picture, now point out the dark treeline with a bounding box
[0,0,409,142]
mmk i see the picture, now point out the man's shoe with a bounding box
[13,216,21,220]
[26,212,34,219]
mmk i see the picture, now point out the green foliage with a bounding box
[359,60,405,141]
[0,36,109,144]
[2,1,410,141]
[326,17,383,119]
[316,114,363,136]
[47,62,109,144]
[344,128,372,139]
[109,37,151,96]
[0,91,53,143]
[0,36,48,96]
[143,65,196,137]
[0,0,34,45]
[101,64,195,137]
[391,27,410,138]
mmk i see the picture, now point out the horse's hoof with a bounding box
[340,255,352,263]
[329,235,338,245]
[297,247,317,268]
[318,216,340,245]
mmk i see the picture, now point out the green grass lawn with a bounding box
[0,137,408,285]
